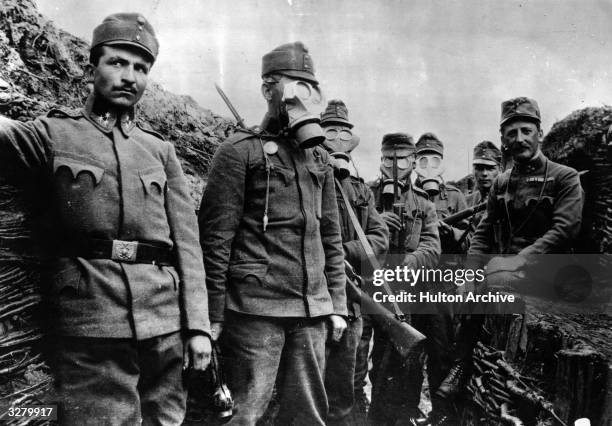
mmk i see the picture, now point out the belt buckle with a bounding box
[111,240,138,263]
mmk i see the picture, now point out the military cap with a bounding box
[262,42,318,85]
[473,140,502,166]
[92,13,159,62]
[321,99,353,128]
[500,97,540,127]
[381,133,415,152]
[416,132,444,156]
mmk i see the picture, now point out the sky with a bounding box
[36,0,612,181]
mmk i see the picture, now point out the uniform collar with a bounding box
[514,151,545,174]
[83,93,136,137]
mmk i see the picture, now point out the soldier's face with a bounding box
[473,164,500,192]
[89,45,151,109]
[500,120,542,164]
[380,149,415,181]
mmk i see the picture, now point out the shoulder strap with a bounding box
[334,178,404,317]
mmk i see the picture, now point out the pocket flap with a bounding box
[526,195,554,206]
[52,264,81,295]
[139,167,167,195]
[271,165,295,186]
[54,156,105,185]
[229,261,269,285]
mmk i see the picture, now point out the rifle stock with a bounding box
[345,263,426,359]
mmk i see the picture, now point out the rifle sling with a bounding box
[334,178,405,318]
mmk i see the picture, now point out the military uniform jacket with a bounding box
[469,152,583,256]
[425,182,469,254]
[0,95,210,339]
[199,128,348,322]
[337,175,389,316]
[370,179,440,270]
[464,190,487,247]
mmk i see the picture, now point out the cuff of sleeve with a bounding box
[185,329,212,340]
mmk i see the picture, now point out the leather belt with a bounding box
[64,239,174,266]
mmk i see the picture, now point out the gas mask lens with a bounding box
[418,156,441,169]
[281,80,325,148]
[325,128,353,142]
[382,157,411,170]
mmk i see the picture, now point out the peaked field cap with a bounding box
[321,99,353,128]
[262,41,318,84]
[473,140,502,166]
[92,13,159,62]
[416,132,444,156]
[500,97,541,127]
[381,133,415,151]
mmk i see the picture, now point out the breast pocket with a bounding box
[140,167,167,197]
[53,155,106,231]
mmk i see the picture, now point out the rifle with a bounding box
[335,179,426,359]
[215,83,246,129]
[442,201,487,226]
[344,261,425,358]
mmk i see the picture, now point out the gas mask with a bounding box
[282,80,326,148]
[323,125,360,179]
[415,154,444,195]
[380,154,413,181]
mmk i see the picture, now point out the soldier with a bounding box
[464,141,503,243]
[413,133,469,421]
[198,42,348,425]
[319,100,389,426]
[369,133,441,425]
[435,140,502,401]
[448,97,584,400]
[0,13,211,424]
[469,97,583,267]
[415,133,469,252]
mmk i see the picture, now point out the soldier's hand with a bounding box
[380,211,401,232]
[183,334,212,371]
[486,255,527,273]
[211,321,224,341]
[329,314,347,342]
[438,220,452,237]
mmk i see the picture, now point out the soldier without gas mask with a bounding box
[0,13,212,424]
[199,42,348,426]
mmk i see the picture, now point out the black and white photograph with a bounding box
[0,0,611,425]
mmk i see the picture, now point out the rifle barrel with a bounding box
[442,201,487,225]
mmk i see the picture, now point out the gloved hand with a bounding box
[380,211,401,232]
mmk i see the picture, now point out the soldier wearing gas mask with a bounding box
[415,133,469,252]
[319,100,388,425]
[199,42,348,425]
[413,133,470,423]
[369,134,441,425]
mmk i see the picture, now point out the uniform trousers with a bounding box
[52,331,186,426]
[221,311,328,426]
[325,315,363,426]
